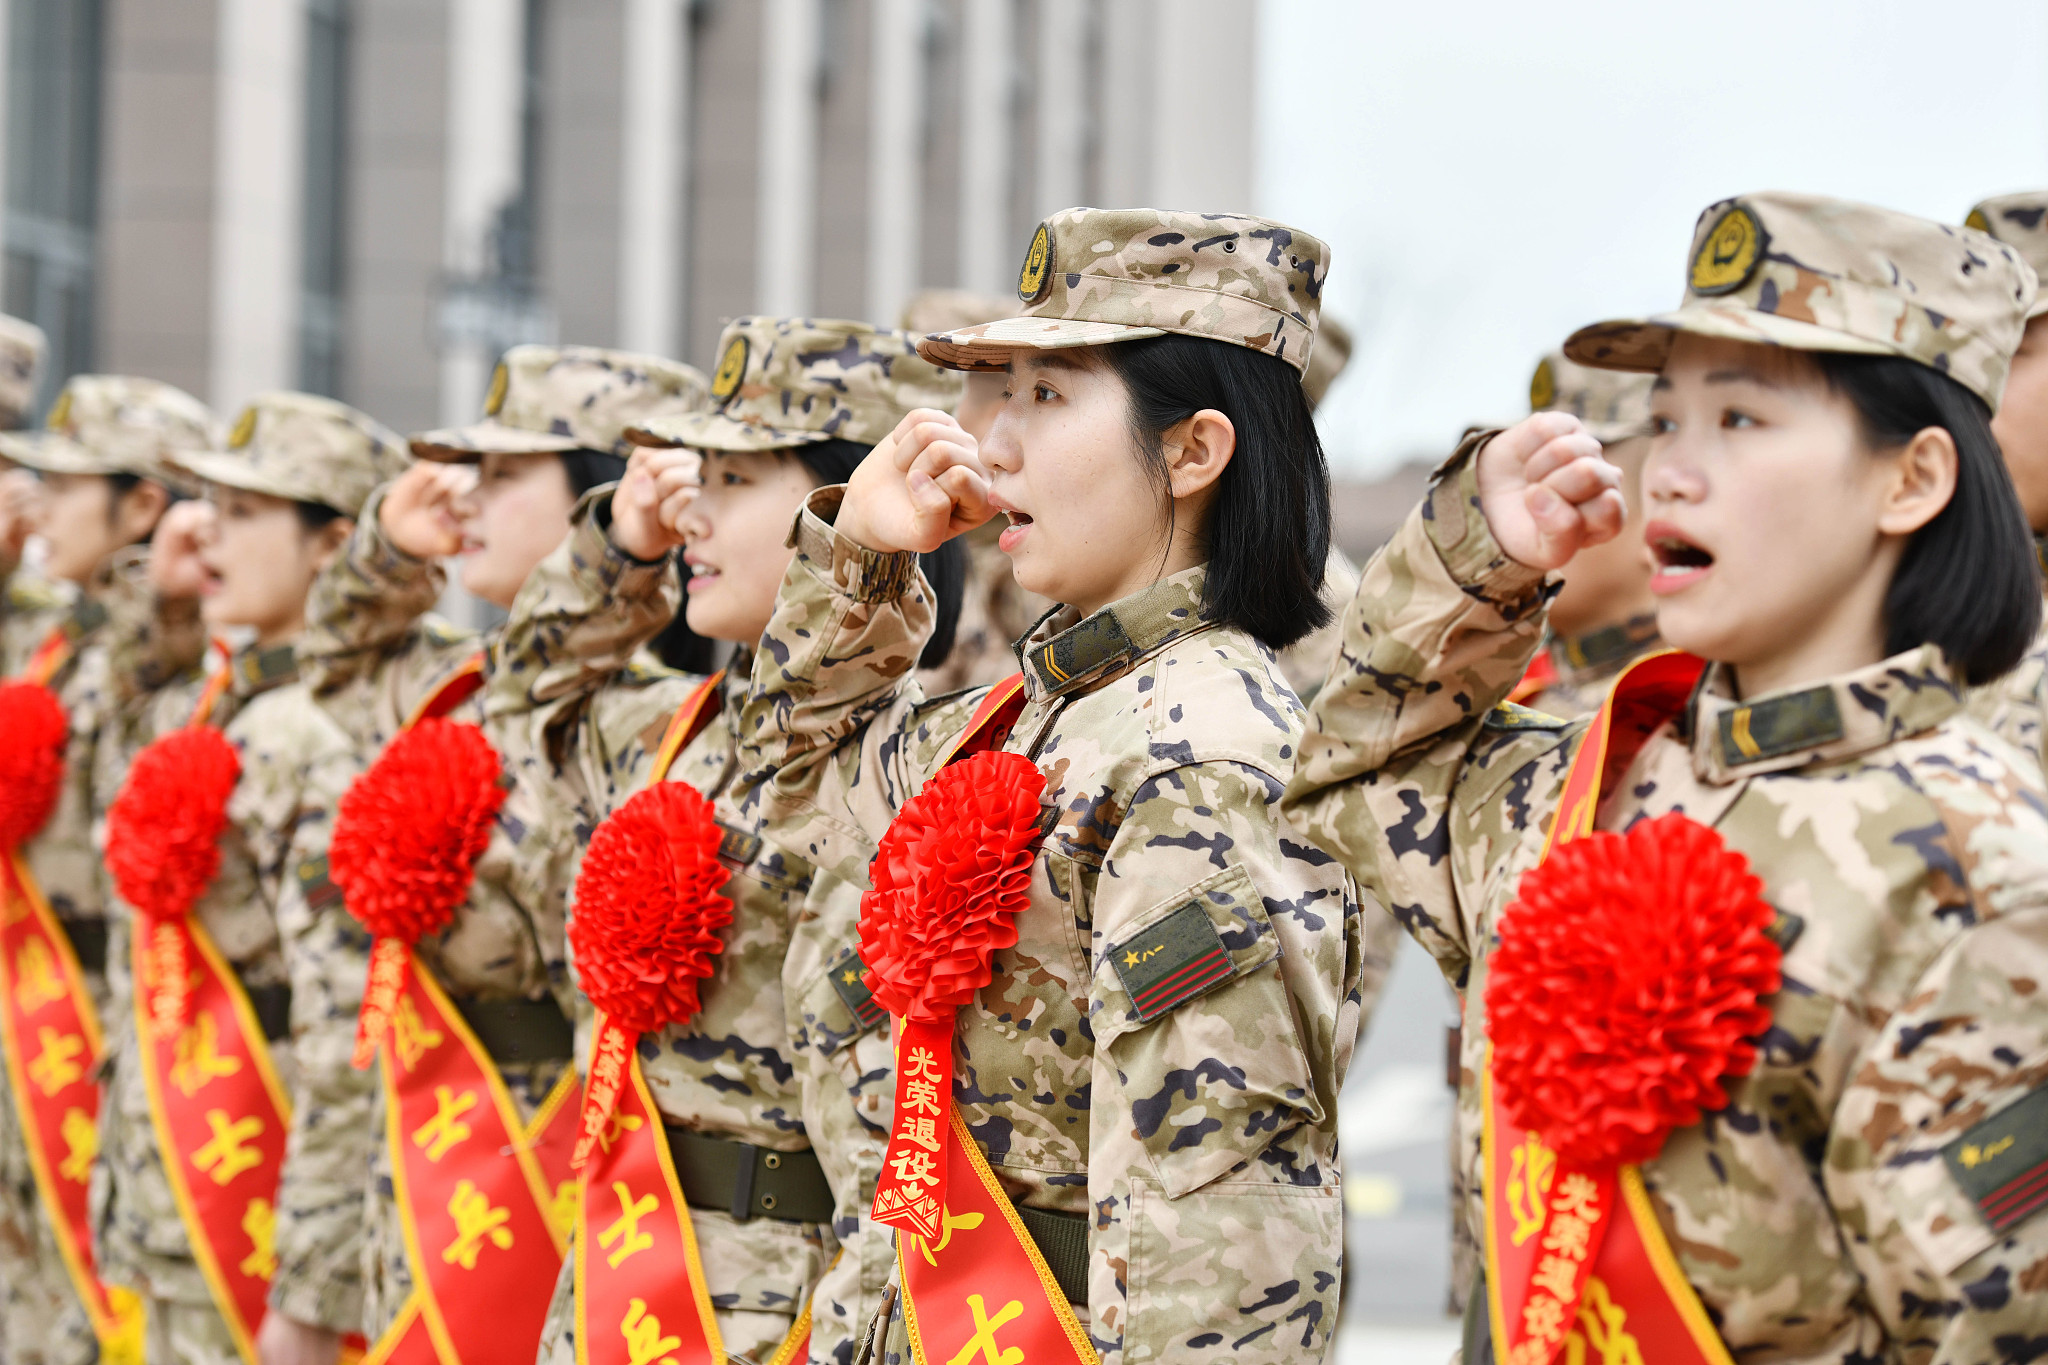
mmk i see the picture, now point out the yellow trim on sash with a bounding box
[1619,1169,1737,1365]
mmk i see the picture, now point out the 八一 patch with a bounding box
[296,853,342,911]
[827,950,886,1030]
[1110,900,1238,1023]
[1942,1082,2048,1233]
[1691,205,1766,296]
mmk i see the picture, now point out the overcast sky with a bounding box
[1258,0,2048,477]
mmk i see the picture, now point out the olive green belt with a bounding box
[57,916,106,974]
[1015,1203,1090,1305]
[55,917,291,1043]
[451,996,576,1064]
[665,1128,835,1224]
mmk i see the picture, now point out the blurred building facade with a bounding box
[0,0,1258,429]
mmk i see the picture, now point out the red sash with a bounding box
[354,654,582,1365]
[874,677,1096,1365]
[1482,651,1735,1365]
[571,672,820,1365]
[0,626,145,1359]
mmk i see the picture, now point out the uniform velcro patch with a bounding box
[716,821,763,867]
[1484,702,1568,732]
[296,853,342,911]
[1718,686,1844,765]
[1942,1083,2048,1233]
[827,951,887,1030]
[1030,612,1134,690]
[1110,900,1238,1023]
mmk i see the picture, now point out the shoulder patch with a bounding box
[296,853,342,911]
[1484,701,1569,732]
[827,951,887,1031]
[714,820,762,868]
[1942,1083,2048,1233]
[1109,899,1239,1023]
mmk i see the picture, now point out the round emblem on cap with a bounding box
[228,406,258,450]
[1017,222,1054,305]
[44,389,71,433]
[483,362,509,416]
[1965,207,1993,235]
[711,335,749,403]
[1690,205,1766,296]
[1529,358,1557,413]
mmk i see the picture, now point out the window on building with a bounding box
[4,0,102,414]
[300,0,350,397]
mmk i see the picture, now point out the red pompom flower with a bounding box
[570,782,733,1035]
[1485,811,1781,1167]
[859,749,1046,1023]
[106,727,241,920]
[330,717,505,943]
[0,681,67,850]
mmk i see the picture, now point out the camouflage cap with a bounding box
[410,344,710,462]
[173,392,409,517]
[1301,313,1353,409]
[1965,192,2048,320]
[918,207,1330,375]
[630,317,962,452]
[1528,350,1653,445]
[1566,191,2037,411]
[0,375,219,491]
[0,314,48,430]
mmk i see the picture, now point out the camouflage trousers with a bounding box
[535,1207,833,1365]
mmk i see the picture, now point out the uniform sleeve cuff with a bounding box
[1424,433,1552,610]
[266,1272,362,1335]
[788,485,922,604]
[357,482,435,577]
[580,484,675,580]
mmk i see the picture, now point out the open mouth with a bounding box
[997,509,1033,552]
[1647,525,1713,593]
[686,562,720,590]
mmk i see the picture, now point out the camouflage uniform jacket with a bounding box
[1283,445,2048,1363]
[1520,612,1662,721]
[1,564,76,676]
[298,484,579,1338]
[1966,542,2048,771]
[96,643,335,1312]
[488,498,838,1360]
[735,488,1369,1365]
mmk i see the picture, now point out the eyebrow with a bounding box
[1014,351,1087,376]
[1703,366,1781,389]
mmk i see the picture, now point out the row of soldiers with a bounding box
[0,186,2045,1365]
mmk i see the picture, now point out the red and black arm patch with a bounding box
[295,853,343,912]
[1109,899,1241,1023]
[827,949,888,1032]
[1943,1082,2048,1233]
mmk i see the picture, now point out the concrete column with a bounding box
[440,0,525,424]
[1097,0,1153,207]
[1147,0,1254,212]
[209,0,306,413]
[866,0,920,324]
[618,0,687,356]
[1032,0,1084,221]
[956,0,1010,295]
[756,0,818,316]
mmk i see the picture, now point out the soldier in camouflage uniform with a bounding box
[84,394,407,1365]
[1511,351,1660,721]
[0,314,63,676]
[1286,191,2048,1361]
[296,345,705,1349]
[736,208,1381,1365]
[0,376,217,1365]
[1963,191,2048,768]
[490,317,963,1365]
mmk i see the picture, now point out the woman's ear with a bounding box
[1876,426,1960,537]
[311,516,355,573]
[1160,408,1237,501]
[115,479,171,544]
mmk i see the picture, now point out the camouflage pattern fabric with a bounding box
[1966,191,2048,320]
[630,316,962,454]
[1518,612,1663,722]
[1283,440,2048,1361]
[295,482,588,1340]
[1968,537,2048,771]
[174,392,410,515]
[489,497,848,1362]
[0,546,206,1363]
[0,374,220,492]
[1565,191,2038,411]
[0,568,75,678]
[919,207,1331,377]
[1527,350,1652,446]
[732,486,1376,1365]
[0,312,48,429]
[409,345,708,462]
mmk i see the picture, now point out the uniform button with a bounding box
[764,1153,782,1169]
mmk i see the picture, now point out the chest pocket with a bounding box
[796,948,887,1059]
[1091,862,1320,1198]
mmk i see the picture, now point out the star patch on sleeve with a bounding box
[295,853,342,911]
[1109,899,1239,1023]
[1942,1082,2048,1233]
[827,950,886,1031]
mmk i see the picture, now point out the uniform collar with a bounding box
[229,641,299,698]
[1687,643,1961,784]
[1549,612,1660,686]
[1018,565,1212,701]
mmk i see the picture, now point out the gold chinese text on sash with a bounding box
[0,627,145,1360]
[874,676,1097,1365]
[1481,650,1735,1365]
[570,673,815,1365]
